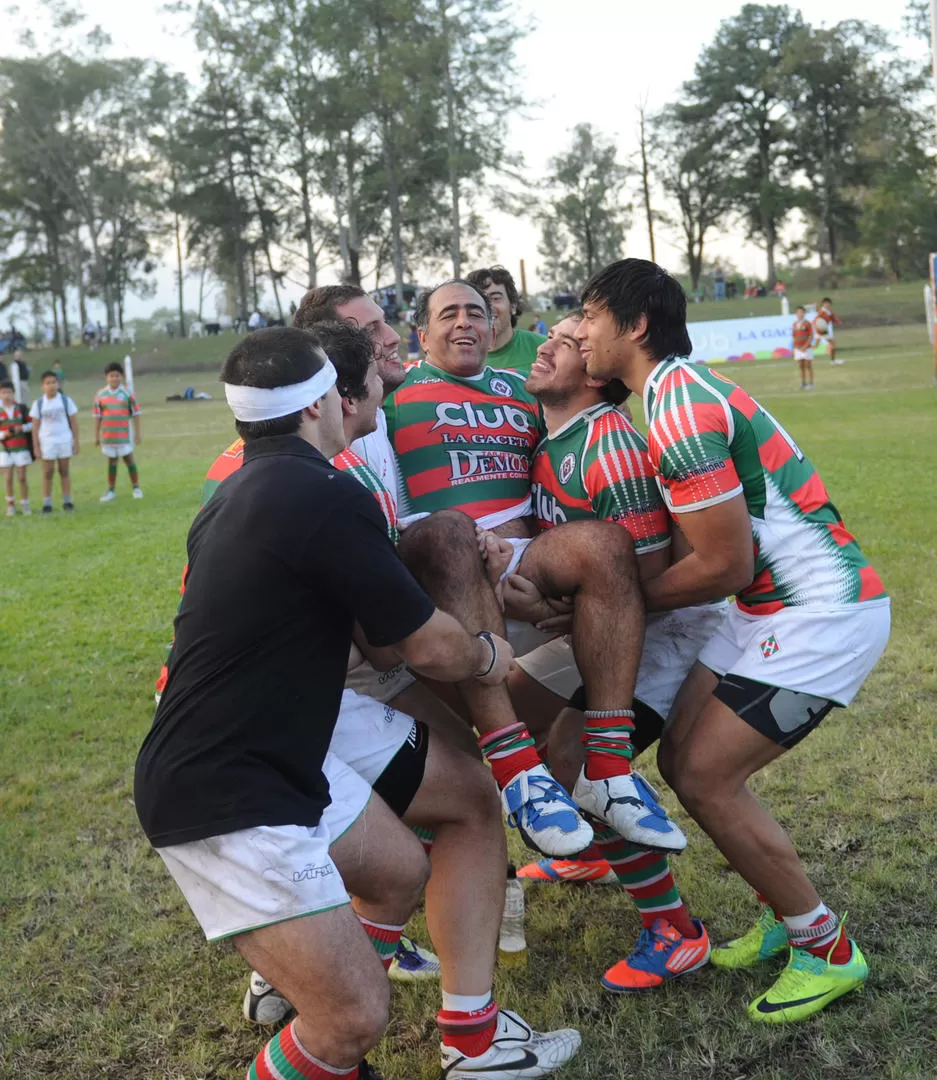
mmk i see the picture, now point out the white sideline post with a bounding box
[125,354,134,395]
[11,360,21,403]
[925,285,934,346]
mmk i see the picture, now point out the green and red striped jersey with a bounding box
[643,359,886,614]
[792,320,814,351]
[0,402,32,452]
[531,403,671,554]
[93,384,140,444]
[384,362,544,528]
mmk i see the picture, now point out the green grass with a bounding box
[2,323,936,1079]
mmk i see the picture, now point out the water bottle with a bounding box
[498,864,527,967]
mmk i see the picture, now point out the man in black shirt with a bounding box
[134,328,548,1080]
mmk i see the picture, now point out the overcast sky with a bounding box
[0,0,927,320]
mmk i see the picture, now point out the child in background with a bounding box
[791,305,815,391]
[94,361,142,501]
[815,297,842,364]
[30,370,79,513]
[0,378,33,515]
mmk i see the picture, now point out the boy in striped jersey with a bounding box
[791,306,814,390]
[387,281,686,857]
[577,258,890,1024]
[94,362,142,501]
[0,379,32,515]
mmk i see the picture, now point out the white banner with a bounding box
[688,314,796,364]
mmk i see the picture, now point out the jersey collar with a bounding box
[545,401,611,442]
[642,357,682,424]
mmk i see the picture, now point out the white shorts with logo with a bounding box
[156,688,417,941]
[515,603,729,723]
[39,439,72,460]
[698,599,891,705]
[0,449,31,468]
[501,536,555,657]
[101,442,133,458]
[793,348,813,361]
[344,658,416,705]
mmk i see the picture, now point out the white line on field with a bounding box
[760,383,935,400]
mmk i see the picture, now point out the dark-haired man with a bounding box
[576,258,890,1023]
[135,327,583,1080]
[387,280,687,857]
[466,265,545,375]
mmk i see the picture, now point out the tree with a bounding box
[651,107,734,292]
[536,123,631,292]
[637,100,656,262]
[683,3,803,285]
[781,21,900,286]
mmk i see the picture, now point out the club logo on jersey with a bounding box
[558,452,577,485]
[532,482,568,526]
[760,635,781,659]
[489,376,514,398]
[430,400,532,435]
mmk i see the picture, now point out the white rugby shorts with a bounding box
[345,658,416,705]
[499,536,555,657]
[515,603,729,723]
[157,688,417,941]
[793,348,813,361]
[101,443,134,458]
[0,449,31,468]
[698,599,891,705]
[39,439,72,460]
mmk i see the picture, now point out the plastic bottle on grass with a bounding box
[498,864,527,968]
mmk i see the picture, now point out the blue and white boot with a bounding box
[501,763,594,857]
[572,769,687,853]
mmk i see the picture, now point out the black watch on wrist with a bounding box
[475,631,498,678]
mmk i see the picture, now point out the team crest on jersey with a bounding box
[489,376,513,398]
[559,452,577,485]
[760,634,781,659]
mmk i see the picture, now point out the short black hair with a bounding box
[104,362,124,376]
[581,259,692,361]
[822,297,833,304]
[465,266,522,328]
[414,280,493,332]
[0,379,14,391]
[311,320,374,402]
[796,304,805,312]
[40,370,59,382]
[221,327,327,441]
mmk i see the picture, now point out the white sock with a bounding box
[782,903,829,932]
[441,991,493,1014]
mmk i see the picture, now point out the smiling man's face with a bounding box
[419,283,493,377]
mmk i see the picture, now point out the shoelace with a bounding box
[625,926,675,973]
[394,935,424,968]
[506,774,575,829]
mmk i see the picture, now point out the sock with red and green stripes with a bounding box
[437,994,498,1058]
[357,915,405,970]
[478,722,542,788]
[128,462,139,487]
[107,460,117,490]
[247,1019,358,1079]
[582,709,635,780]
[593,825,699,939]
[411,825,434,854]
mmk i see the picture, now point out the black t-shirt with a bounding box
[134,435,435,847]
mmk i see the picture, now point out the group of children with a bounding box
[791,297,842,390]
[0,361,142,517]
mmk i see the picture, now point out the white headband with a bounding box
[224,359,337,422]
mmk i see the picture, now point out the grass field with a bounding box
[1,322,936,1080]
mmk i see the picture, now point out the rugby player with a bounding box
[386,280,687,856]
[196,323,580,1076]
[576,258,890,1023]
[135,327,581,1080]
[465,265,545,375]
[489,311,721,991]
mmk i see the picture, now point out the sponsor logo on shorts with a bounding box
[383,705,397,725]
[760,634,781,659]
[489,376,514,398]
[559,452,577,485]
[292,863,335,883]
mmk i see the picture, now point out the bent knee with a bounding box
[340,980,391,1050]
[398,509,477,564]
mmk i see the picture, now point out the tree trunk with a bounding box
[439,0,461,277]
[382,119,406,311]
[346,143,362,285]
[300,170,317,288]
[51,290,60,348]
[175,210,187,338]
[198,264,207,321]
[638,103,656,262]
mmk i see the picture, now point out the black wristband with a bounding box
[474,631,497,678]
